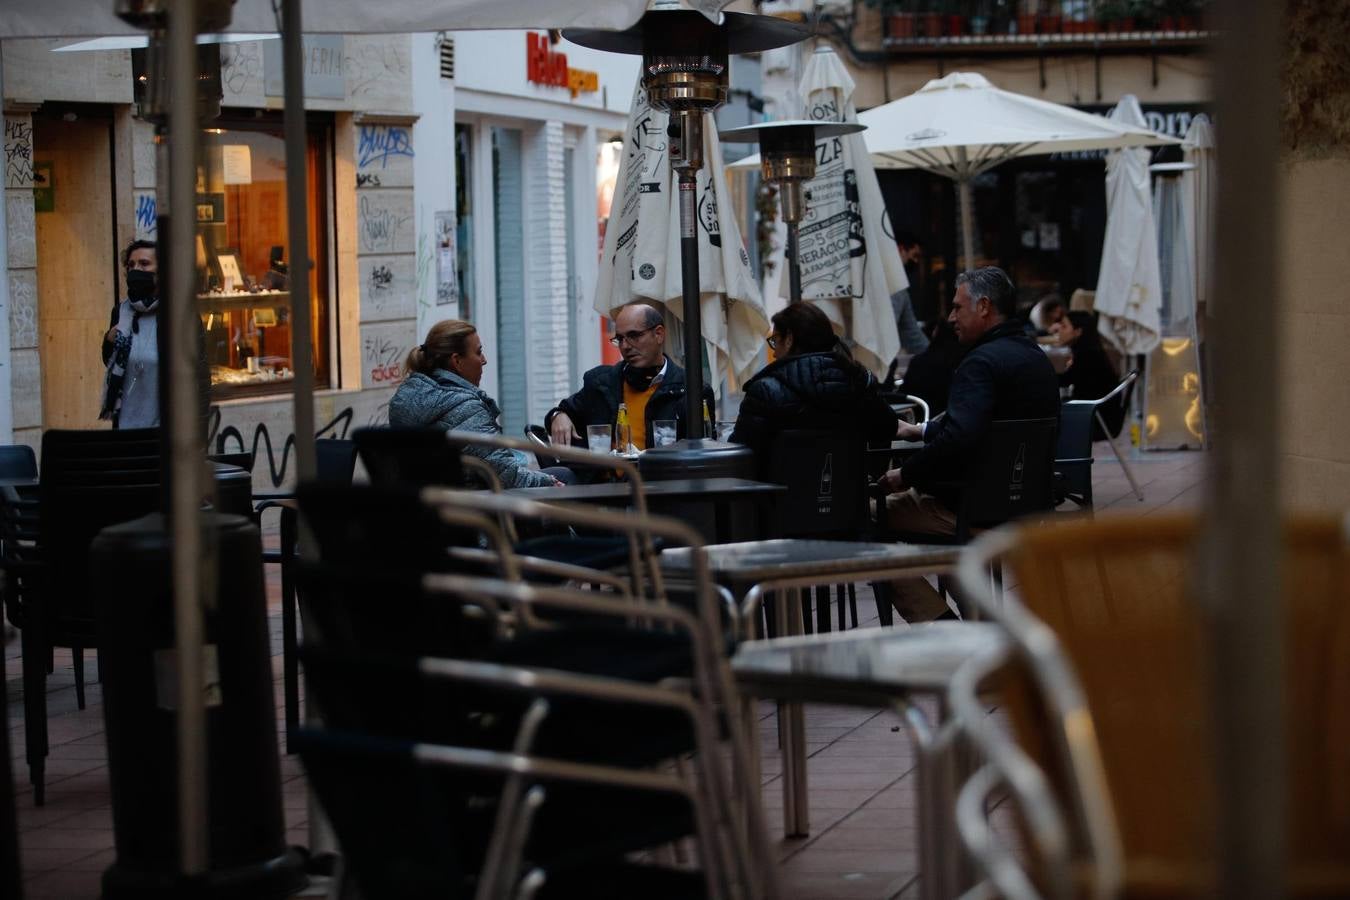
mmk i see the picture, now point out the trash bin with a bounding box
[93,511,306,899]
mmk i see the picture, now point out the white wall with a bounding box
[411,32,456,343]
[454,29,640,116]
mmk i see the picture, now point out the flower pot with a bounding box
[922,12,944,38]
[1017,13,1037,34]
[1109,17,1136,32]
[1159,15,1176,30]
[947,14,965,36]
[888,12,916,39]
[1178,14,1197,30]
[969,14,990,35]
[1039,14,1062,34]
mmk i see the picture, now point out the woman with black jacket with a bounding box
[1053,310,1125,439]
[731,303,898,476]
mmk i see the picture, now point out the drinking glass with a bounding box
[715,420,736,442]
[652,419,677,447]
[585,424,613,455]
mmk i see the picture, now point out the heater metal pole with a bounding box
[787,220,802,305]
[166,0,208,877]
[677,170,705,430]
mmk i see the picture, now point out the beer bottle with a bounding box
[616,403,631,453]
[703,399,713,440]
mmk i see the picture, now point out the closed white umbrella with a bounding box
[595,77,767,385]
[756,46,903,378]
[1095,95,1163,355]
[821,72,1178,276]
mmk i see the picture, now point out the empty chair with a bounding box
[353,426,467,487]
[0,445,36,482]
[1054,370,1142,510]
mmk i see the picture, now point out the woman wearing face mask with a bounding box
[100,240,161,429]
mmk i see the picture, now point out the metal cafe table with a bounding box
[733,622,1007,900]
[506,477,785,544]
[660,539,960,808]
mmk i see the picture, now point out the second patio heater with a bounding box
[565,8,808,458]
[720,119,865,306]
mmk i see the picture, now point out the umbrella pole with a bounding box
[677,170,706,430]
[957,173,975,274]
[787,220,802,305]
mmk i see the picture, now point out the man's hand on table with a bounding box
[878,467,905,495]
[549,412,579,447]
[895,420,924,441]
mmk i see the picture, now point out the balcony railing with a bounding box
[878,2,1210,47]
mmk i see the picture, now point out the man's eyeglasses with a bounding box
[609,325,657,347]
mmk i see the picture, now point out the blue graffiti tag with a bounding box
[135,193,158,235]
[357,125,414,170]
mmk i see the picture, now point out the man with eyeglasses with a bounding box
[546,303,714,466]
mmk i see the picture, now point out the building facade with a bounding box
[0,29,638,484]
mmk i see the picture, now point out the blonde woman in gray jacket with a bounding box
[389,319,565,487]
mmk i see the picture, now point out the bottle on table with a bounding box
[615,402,632,454]
[702,399,713,440]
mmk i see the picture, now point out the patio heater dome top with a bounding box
[564,10,811,114]
[720,120,865,222]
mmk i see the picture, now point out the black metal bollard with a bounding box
[92,512,305,899]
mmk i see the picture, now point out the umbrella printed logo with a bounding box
[698,187,722,248]
[906,128,946,142]
[638,263,656,281]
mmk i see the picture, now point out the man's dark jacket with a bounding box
[731,351,898,477]
[901,320,1059,507]
[545,356,715,448]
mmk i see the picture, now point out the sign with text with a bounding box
[525,32,598,98]
[264,34,345,99]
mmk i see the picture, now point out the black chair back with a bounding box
[352,427,466,487]
[1054,401,1097,508]
[39,428,160,480]
[298,482,478,569]
[208,450,255,473]
[0,445,36,481]
[766,429,868,540]
[959,417,1058,532]
[314,438,359,484]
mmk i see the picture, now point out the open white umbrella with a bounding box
[595,77,767,386]
[4,0,729,38]
[855,72,1178,275]
[732,47,902,378]
[1095,95,1163,355]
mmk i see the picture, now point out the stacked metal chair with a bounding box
[294,434,776,899]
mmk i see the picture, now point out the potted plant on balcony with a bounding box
[1038,2,1062,35]
[967,0,991,35]
[1015,0,1038,34]
[944,0,967,37]
[1098,0,1135,32]
[864,0,917,41]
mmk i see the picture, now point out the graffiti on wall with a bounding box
[211,406,360,488]
[4,119,33,189]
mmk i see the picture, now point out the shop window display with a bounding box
[196,118,332,397]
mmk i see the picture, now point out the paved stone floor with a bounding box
[4,444,1205,898]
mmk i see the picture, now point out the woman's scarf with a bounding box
[99,296,158,422]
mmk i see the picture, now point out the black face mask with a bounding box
[126,268,157,301]
[622,361,662,391]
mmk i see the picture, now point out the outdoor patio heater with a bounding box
[720,119,865,306]
[565,8,808,474]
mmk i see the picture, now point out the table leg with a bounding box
[776,587,810,838]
